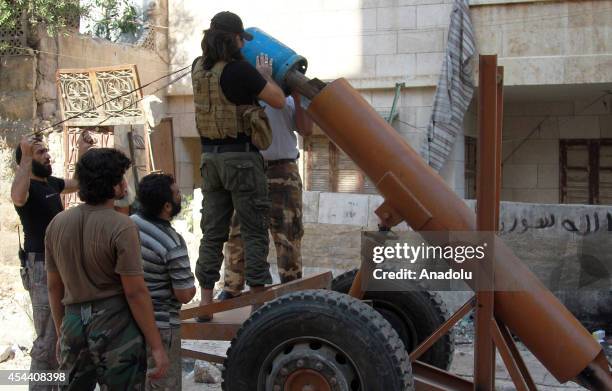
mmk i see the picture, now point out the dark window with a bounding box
[560,139,612,204]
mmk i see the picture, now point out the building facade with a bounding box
[162,0,612,209]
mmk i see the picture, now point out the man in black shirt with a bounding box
[11,132,92,389]
[192,11,286,317]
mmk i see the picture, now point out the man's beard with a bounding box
[32,160,52,178]
[171,199,182,218]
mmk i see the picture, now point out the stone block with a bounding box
[600,116,612,138]
[502,28,564,58]
[36,79,57,102]
[0,56,36,91]
[398,30,444,53]
[302,191,320,223]
[503,116,558,141]
[504,101,574,117]
[501,188,513,201]
[537,164,559,189]
[173,137,190,163]
[474,28,502,55]
[376,7,396,30]
[439,158,465,196]
[416,4,451,29]
[559,116,600,139]
[399,0,453,4]
[361,0,396,8]
[40,102,57,120]
[564,55,612,84]
[318,192,369,226]
[301,223,362,269]
[502,164,538,189]
[361,8,378,30]
[510,139,558,165]
[178,162,194,190]
[566,26,608,56]
[375,53,416,78]
[397,6,418,29]
[361,33,397,55]
[400,87,435,106]
[512,189,559,204]
[372,89,398,108]
[499,57,565,86]
[415,106,432,127]
[396,106,418,129]
[538,117,560,140]
[416,52,444,77]
[0,92,36,121]
[342,55,377,78]
[574,96,612,116]
[172,113,198,138]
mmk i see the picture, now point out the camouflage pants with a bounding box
[59,295,146,391]
[21,253,59,391]
[224,161,304,294]
[145,327,181,391]
[196,151,272,289]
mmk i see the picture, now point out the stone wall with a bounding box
[471,0,612,86]
[0,55,37,142]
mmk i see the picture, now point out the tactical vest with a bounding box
[191,58,272,149]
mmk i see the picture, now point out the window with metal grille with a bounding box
[560,139,612,205]
[303,135,377,194]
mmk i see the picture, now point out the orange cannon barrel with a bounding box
[303,78,611,388]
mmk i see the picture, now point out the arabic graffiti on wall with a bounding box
[500,212,612,236]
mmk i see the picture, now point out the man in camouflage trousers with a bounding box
[220,94,313,298]
[46,149,168,390]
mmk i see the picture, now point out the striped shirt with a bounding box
[131,213,195,329]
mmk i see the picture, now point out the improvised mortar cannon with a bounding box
[181,28,612,390]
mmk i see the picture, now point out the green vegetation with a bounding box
[0,0,141,42]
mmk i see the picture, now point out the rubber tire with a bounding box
[222,290,414,391]
[332,269,454,370]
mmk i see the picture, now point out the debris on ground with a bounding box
[193,360,222,384]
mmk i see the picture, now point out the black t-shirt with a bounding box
[15,176,65,253]
[219,60,267,105]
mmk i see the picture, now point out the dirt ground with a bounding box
[0,229,607,390]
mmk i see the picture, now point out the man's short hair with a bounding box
[137,173,176,218]
[76,148,131,205]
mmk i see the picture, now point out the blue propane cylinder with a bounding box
[241,27,307,92]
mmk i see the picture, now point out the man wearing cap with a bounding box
[192,11,285,317]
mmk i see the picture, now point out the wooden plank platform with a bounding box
[180,272,332,320]
[181,306,251,341]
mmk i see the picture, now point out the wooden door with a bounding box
[150,118,176,177]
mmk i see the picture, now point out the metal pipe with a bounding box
[286,74,610,388]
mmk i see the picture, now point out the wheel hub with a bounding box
[264,342,358,391]
[285,369,331,391]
